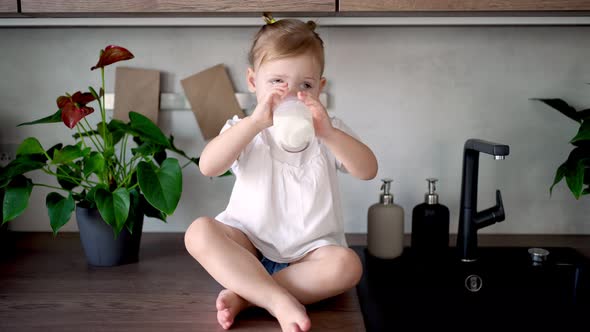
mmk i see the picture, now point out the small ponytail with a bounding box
[262,12,276,25]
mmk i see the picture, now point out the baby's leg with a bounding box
[184,217,311,332]
[219,245,362,321]
[272,245,363,305]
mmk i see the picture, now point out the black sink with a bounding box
[353,245,590,332]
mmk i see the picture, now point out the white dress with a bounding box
[215,115,357,263]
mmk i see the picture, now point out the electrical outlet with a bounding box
[0,144,18,166]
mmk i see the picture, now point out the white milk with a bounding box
[272,97,315,153]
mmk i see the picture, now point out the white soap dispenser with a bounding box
[367,178,405,259]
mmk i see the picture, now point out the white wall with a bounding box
[1,25,590,234]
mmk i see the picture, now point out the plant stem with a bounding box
[121,134,128,178]
[42,167,98,189]
[101,67,106,136]
[82,118,104,151]
[32,182,74,192]
[119,170,135,189]
[94,87,103,111]
[124,154,141,171]
[114,162,124,184]
[99,67,109,165]
[75,125,89,150]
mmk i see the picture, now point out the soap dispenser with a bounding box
[411,178,450,256]
[367,178,404,259]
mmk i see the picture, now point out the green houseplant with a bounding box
[0,45,199,265]
[536,97,590,199]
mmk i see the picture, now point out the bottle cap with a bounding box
[380,178,394,205]
[425,178,439,205]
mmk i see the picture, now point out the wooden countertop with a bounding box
[0,232,364,332]
[1,232,589,332]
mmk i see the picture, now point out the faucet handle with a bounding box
[495,189,505,222]
[474,189,506,229]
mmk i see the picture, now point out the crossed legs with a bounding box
[184,216,362,332]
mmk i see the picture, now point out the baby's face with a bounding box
[248,52,325,103]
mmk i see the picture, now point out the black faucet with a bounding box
[457,139,509,262]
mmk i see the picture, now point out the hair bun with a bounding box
[306,20,317,31]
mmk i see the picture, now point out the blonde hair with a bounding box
[248,13,325,75]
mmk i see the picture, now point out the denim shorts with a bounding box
[260,256,289,275]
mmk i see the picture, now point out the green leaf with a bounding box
[103,146,115,160]
[18,109,62,126]
[16,137,45,156]
[107,119,127,145]
[3,175,33,223]
[0,188,4,220]
[130,142,168,166]
[46,192,75,235]
[56,165,80,190]
[0,155,46,187]
[220,169,232,177]
[533,98,580,123]
[584,168,590,185]
[577,108,590,121]
[46,143,63,159]
[129,112,170,147]
[107,119,130,139]
[137,158,182,215]
[572,140,590,148]
[0,175,8,190]
[140,194,167,222]
[131,142,163,157]
[571,120,590,144]
[83,152,105,178]
[154,150,167,166]
[85,184,109,205]
[95,187,130,236]
[52,144,90,164]
[132,135,144,147]
[565,159,585,199]
[550,163,567,196]
[126,189,141,234]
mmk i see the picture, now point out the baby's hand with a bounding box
[298,91,333,139]
[250,83,288,131]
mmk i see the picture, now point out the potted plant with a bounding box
[535,97,590,199]
[0,45,199,266]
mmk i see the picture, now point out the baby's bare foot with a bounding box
[268,293,311,332]
[215,289,251,330]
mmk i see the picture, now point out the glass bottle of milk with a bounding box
[272,96,315,153]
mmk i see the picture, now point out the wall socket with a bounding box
[0,144,18,166]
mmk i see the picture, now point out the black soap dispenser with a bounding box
[411,178,450,255]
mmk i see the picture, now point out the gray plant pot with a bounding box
[76,206,143,267]
[0,189,8,251]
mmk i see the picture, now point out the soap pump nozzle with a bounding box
[425,178,439,205]
[380,178,394,205]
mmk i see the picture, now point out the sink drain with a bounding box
[528,248,549,265]
[465,274,483,292]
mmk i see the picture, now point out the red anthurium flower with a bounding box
[91,45,134,71]
[57,91,96,129]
